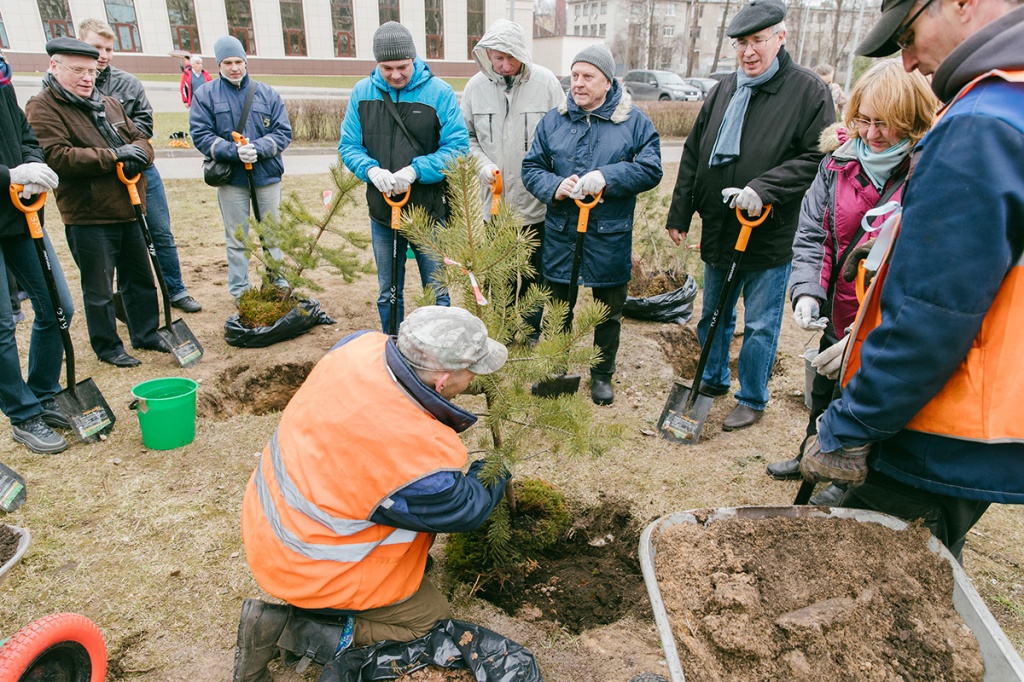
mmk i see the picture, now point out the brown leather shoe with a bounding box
[722,404,763,431]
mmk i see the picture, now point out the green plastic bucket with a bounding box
[130,377,198,450]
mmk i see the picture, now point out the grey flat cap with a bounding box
[45,37,100,59]
[857,0,916,57]
[727,0,787,38]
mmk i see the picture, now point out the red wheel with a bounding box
[0,612,106,681]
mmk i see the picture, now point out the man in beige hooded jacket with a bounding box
[461,19,564,339]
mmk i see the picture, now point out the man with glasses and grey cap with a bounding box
[799,0,1024,559]
[340,22,468,335]
[664,0,834,432]
[233,305,510,681]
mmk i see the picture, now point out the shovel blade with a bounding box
[657,381,714,445]
[54,379,116,442]
[532,374,582,399]
[157,319,203,367]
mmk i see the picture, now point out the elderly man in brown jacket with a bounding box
[26,37,165,367]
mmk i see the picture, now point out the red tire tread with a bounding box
[0,612,107,681]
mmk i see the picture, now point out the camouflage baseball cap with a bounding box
[397,306,508,375]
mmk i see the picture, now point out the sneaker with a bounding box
[12,416,68,454]
[233,599,290,682]
[40,398,72,430]
[171,296,202,313]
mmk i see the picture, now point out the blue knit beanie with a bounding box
[214,36,247,65]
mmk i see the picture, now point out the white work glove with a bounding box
[237,144,257,164]
[722,186,763,216]
[391,165,417,194]
[367,167,396,194]
[793,295,821,330]
[10,163,59,197]
[479,163,499,185]
[811,336,849,380]
[569,170,606,199]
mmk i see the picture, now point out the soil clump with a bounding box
[655,515,985,681]
[0,524,19,566]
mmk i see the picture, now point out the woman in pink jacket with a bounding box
[179,55,211,108]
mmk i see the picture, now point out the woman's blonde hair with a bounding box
[844,59,938,146]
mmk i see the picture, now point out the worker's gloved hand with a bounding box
[479,163,499,186]
[237,143,258,165]
[367,167,395,195]
[391,165,417,193]
[842,238,876,284]
[811,335,849,380]
[724,185,763,216]
[120,158,146,179]
[113,144,149,165]
[793,295,821,330]
[10,163,59,195]
[799,435,871,487]
[569,170,606,199]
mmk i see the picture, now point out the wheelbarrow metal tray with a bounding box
[0,525,30,585]
[638,506,1024,682]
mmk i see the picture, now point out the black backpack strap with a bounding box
[381,90,426,157]
[235,82,255,134]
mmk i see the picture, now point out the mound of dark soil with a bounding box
[0,524,19,566]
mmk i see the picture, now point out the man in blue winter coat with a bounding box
[190,36,292,304]
[522,46,662,406]
[800,0,1024,560]
[339,22,467,334]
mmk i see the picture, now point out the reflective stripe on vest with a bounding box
[253,431,418,563]
[841,69,1024,444]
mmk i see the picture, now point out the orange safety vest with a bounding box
[241,332,469,610]
[842,69,1024,444]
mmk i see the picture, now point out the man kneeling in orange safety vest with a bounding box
[234,305,510,681]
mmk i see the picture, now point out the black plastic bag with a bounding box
[319,618,542,682]
[623,273,697,324]
[224,297,335,349]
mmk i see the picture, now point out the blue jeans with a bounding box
[697,261,791,411]
[370,220,449,334]
[217,182,286,298]
[143,164,188,301]
[0,232,74,425]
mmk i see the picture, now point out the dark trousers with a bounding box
[840,470,990,563]
[805,331,841,441]
[520,222,545,339]
[65,222,161,360]
[547,281,628,379]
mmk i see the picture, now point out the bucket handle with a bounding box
[128,398,148,414]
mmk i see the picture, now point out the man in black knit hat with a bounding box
[339,22,468,334]
[26,37,164,368]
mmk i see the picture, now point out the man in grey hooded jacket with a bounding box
[461,20,564,339]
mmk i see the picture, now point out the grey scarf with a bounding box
[43,72,126,149]
[709,59,780,167]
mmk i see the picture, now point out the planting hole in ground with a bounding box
[197,361,315,419]
[449,486,650,634]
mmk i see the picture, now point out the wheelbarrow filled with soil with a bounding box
[639,507,1024,682]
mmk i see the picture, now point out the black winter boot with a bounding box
[232,599,290,682]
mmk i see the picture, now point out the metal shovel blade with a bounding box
[54,379,116,442]
[657,381,715,444]
[157,318,203,367]
[532,374,582,398]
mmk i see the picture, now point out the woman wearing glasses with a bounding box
[766,59,938,495]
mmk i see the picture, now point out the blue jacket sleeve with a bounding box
[521,114,562,205]
[188,85,227,159]
[410,84,469,185]
[250,85,292,160]
[597,114,662,198]
[370,459,508,533]
[338,83,376,182]
[818,113,1024,452]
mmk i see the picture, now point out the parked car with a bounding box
[682,77,719,100]
[623,70,702,101]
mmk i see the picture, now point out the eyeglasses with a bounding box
[55,62,98,78]
[852,118,890,132]
[731,34,775,50]
[895,0,936,51]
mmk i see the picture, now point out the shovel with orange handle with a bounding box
[658,205,773,445]
[231,131,261,221]
[490,169,503,217]
[532,190,604,399]
[9,185,115,442]
[382,188,412,336]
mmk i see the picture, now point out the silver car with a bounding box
[623,70,702,101]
